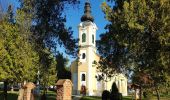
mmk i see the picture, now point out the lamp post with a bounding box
[36,70,40,99]
[37,70,40,85]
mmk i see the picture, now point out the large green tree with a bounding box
[19,0,79,68]
[98,0,170,99]
[0,5,39,100]
[19,0,79,97]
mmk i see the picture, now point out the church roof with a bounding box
[81,2,94,22]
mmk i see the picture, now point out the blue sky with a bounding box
[65,0,108,40]
[63,0,109,64]
[0,0,108,40]
[64,0,109,64]
[0,0,19,11]
[0,0,109,64]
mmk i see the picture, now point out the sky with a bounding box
[63,0,109,64]
[64,0,108,40]
[0,0,110,65]
[0,0,19,11]
[0,0,108,39]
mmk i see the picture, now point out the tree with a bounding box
[39,48,57,94]
[0,3,3,21]
[29,0,79,55]
[19,0,79,98]
[98,0,170,100]
[0,5,39,100]
[19,0,79,76]
[56,53,72,80]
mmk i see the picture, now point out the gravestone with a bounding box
[56,79,73,100]
[131,84,141,100]
[23,82,36,100]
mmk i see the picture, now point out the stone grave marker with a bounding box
[56,79,73,100]
[23,82,36,100]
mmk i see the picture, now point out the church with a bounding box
[71,1,127,96]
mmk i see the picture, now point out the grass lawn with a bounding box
[80,95,170,100]
[80,96,132,100]
[0,91,170,100]
[0,91,18,100]
[0,91,56,100]
[80,96,102,100]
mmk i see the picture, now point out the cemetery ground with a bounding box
[0,90,170,100]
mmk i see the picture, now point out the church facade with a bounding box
[71,2,127,96]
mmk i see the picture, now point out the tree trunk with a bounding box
[139,87,142,100]
[155,88,160,100]
[3,80,8,100]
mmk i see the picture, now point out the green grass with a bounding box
[80,96,101,100]
[0,91,170,100]
[80,96,133,100]
[0,91,56,100]
[0,91,18,100]
[80,96,170,100]
[45,91,56,100]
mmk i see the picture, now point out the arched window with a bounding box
[82,53,86,59]
[82,74,85,81]
[82,33,86,43]
[92,34,94,44]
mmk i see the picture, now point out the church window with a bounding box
[82,53,86,59]
[82,33,86,43]
[92,34,94,44]
[82,74,85,81]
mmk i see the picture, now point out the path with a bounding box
[72,95,82,100]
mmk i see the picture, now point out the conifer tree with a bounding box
[0,5,39,100]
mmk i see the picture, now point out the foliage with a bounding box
[0,5,39,100]
[102,90,110,100]
[110,82,122,100]
[16,0,80,96]
[98,0,170,99]
[110,82,119,93]
[56,53,72,80]
[0,6,38,82]
[17,0,79,94]
[28,0,79,56]
[39,48,57,87]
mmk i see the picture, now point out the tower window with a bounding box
[92,34,94,44]
[82,74,85,81]
[82,33,86,43]
[82,53,86,59]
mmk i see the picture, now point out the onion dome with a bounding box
[81,2,94,22]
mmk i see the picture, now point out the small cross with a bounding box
[86,0,90,3]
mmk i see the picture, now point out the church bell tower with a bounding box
[78,1,98,62]
[78,1,98,95]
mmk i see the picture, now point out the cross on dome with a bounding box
[81,0,94,22]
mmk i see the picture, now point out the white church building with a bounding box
[71,1,127,96]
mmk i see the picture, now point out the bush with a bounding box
[110,82,122,100]
[102,90,110,100]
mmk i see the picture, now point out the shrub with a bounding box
[102,90,110,100]
[110,82,122,100]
